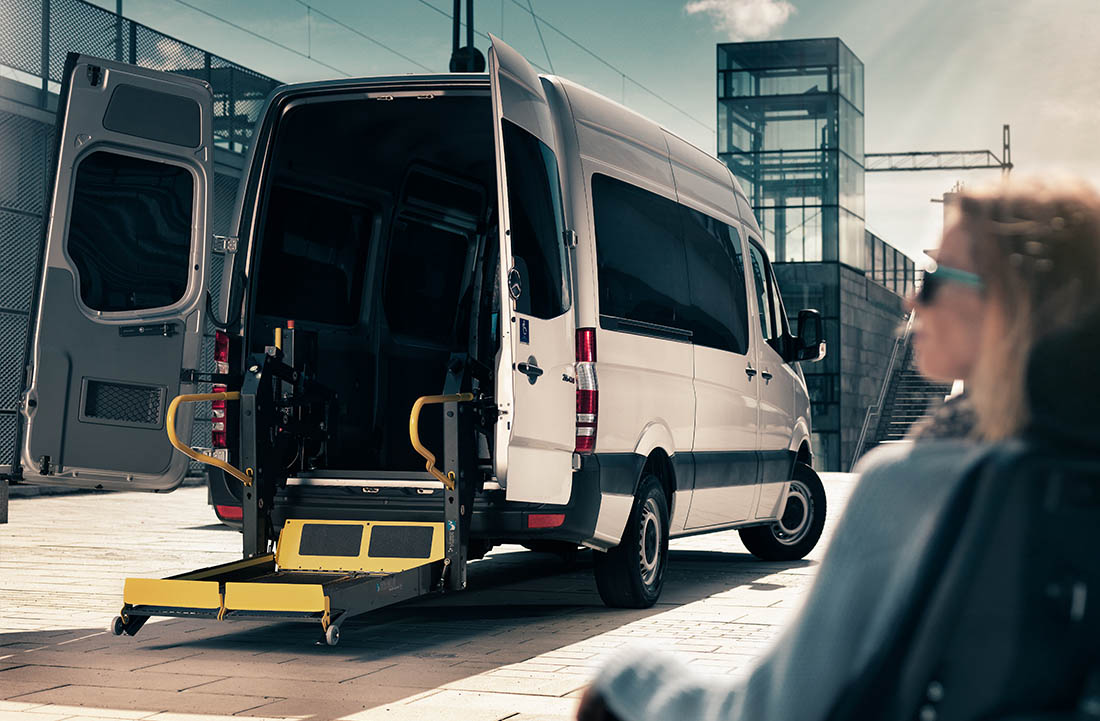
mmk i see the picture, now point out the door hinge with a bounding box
[213,235,239,255]
[562,229,578,248]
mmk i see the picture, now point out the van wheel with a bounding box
[593,474,669,608]
[739,463,826,562]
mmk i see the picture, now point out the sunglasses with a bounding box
[916,264,985,305]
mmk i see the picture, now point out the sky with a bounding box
[80,0,1100,262]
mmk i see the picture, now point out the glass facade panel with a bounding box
[839,207,865,269]
[718,68,833,98]
[838,97,864,162]
[837,43,865,112]
[839,153,865,219]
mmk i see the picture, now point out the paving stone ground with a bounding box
[0,474,857,721]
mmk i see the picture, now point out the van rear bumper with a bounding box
[271,455,627,547]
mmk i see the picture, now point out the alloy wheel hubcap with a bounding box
[638,497,662,586]
[772,479,812,546]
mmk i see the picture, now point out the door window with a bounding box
[591,173,690,330]
[748,242,778,342]
[502,119,569,319]
[681,208,749,354]
[67,151,193,312]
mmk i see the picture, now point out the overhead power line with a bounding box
[504,0,714,136]
[292,0,434,72]
[413,0,712,138]
[166,0,351,77]
[526,0,555,73]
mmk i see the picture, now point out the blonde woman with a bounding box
[576,177,1100,721]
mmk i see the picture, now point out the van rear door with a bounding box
[19,54,213,491]
[489,36,576,504]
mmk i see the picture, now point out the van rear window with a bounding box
[67,151,193,312]
[255,185,373,325]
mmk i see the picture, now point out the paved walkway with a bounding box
[0,474,857,721]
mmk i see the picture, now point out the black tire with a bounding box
[739,463,826,562]
[593,474,669,608]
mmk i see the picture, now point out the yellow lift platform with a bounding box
[111,352,477,646]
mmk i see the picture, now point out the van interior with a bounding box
[248,91,500,474]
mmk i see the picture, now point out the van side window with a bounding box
[748,243,778,341]
[67,151,192,312]
[591,174,689,331]
[681,208,750,355]
[502,120,569,319]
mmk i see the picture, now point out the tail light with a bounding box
[212,330,229,450]
[215,504,243,521]
[575,328,598,454]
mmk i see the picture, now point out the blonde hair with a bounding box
[953,177,1100,440]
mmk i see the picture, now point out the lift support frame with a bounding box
[113,352,479,645]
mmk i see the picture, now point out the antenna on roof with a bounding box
[449,0,486,72]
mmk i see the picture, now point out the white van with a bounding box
[17,38,826,608]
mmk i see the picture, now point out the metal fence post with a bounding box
[39,0,50,108]
[115,0,123,61]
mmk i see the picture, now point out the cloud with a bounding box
[684,0,796,40]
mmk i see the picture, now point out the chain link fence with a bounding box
[0,0,281,476]
[0,0,280,150]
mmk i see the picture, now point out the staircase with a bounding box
[850,312,956,469]
[871,347,955,444]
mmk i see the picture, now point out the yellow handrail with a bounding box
[166,392,253,486]
[409,393,475,491]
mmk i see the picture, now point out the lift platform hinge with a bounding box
[179,369,238,385]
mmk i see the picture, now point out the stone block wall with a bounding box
[838,266,907,468]
[774,261,907,471]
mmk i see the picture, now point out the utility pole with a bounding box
[449,0,485,72]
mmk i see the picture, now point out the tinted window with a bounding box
[681,209,750,354]
[68,151,192,312]
[592,174,689,330]
[503,120,569,319]
[256,185,372,325]
[748,243,778,341]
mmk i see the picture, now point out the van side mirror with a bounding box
[793,309,826,363]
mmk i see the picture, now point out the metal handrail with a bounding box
[850,311,916,471]
[408,393,475,490]
[166,392,253,485]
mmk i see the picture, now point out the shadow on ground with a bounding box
[0,547,810,718]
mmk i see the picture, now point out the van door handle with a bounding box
[761,370,773,383]
[745,365,757,380]
[517,359,544,384]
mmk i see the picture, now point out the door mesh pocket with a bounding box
[83,380,164,426]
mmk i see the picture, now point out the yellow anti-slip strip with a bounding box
[276,519,444,574]
[224,582,327,613]
[123,578,222,610]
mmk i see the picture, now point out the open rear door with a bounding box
[19,54,214,490]
[489,36,577,504]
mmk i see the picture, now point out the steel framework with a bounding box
[865,125,1012,174]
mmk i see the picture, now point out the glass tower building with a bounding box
[718,38,865,268]
[716,38,917,471]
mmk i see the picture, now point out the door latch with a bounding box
[213,235,239,255]
[120,323,178,338]
[562,229,578,248]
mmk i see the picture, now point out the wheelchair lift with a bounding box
[111,352,476,646]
